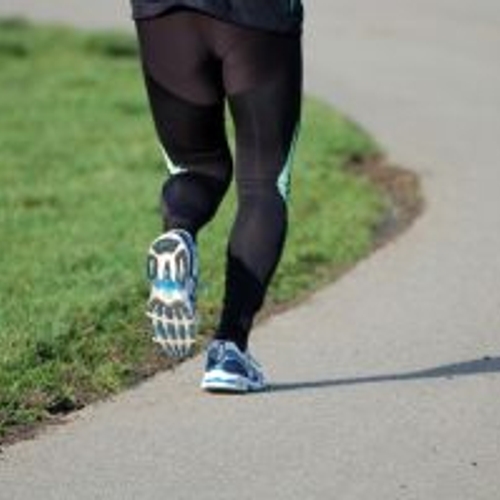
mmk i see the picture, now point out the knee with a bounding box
[236,177,288,208]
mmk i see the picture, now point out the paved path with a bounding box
[1,1,500,498]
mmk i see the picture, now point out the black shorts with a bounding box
[131,0,303,34]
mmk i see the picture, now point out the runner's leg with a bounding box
[136,11,233,236]
[213,27,303,351]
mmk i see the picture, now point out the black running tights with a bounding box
[136,10,302,351]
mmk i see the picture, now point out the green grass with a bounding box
[0,19,386,438]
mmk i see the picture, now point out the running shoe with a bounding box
[146,229,198,358]
[201,340,266,393]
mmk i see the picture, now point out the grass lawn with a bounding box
[0,18,387,440]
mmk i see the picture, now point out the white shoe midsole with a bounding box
[201,369,265,392]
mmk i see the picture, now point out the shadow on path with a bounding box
[269,355,500,393]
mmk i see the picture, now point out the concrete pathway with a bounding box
[1,1,500,498]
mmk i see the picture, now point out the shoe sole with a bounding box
[201,370,266,394]
[146,232,197,359]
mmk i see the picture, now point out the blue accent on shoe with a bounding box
[154,279,181,293]
[205,342,222,372]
